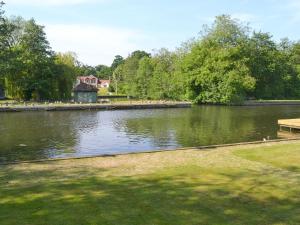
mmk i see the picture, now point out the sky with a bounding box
[3,0,300,66]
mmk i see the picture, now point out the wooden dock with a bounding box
[278,119,300,132]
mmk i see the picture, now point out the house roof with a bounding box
[78,75,98,80]
[99,80,111,84]
[73,83,98,92]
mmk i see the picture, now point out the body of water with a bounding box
[1,105,300,163]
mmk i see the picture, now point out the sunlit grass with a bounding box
[0,141,299,225]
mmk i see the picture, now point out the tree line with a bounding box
[2,1,300,103]
[111,15,300,104]
[0,2,123,101]
[0,2,78,100]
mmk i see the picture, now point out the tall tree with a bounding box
[78,65,96,75]
[0,1,14,79]
[183,15,255,104]
[149,49,178,99]
[4,18,55,100]
[115,50,151,96]
[247,32,284,99]
[95,64,112,79]
[111,55,124,71]
[135,57,153,98]
[54,52,78,100]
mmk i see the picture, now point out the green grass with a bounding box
[234,143,300,173]
[0,142,299,225]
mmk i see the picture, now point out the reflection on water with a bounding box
[1,105,300,162]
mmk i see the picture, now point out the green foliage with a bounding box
[246,33,297,99]
[1,14,78,101]
[78,64,97,76]
[0,2,15,78]
[3,18,55,100]
[111,15,300,104]
[136,56,153,98]
[112,50,151,96]
[183,15,255,104]
[3,3,300,103]
[53,52,78,100]
[149,49,180,100]
[111,55,124,71]
[95,64,112,79]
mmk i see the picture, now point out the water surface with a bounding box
[1,105,300,163]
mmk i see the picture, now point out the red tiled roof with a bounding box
[99,80,111,84]
[78,75,97,80]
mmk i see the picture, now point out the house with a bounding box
[76,75,98,88]
[73,82,98,103]
[98,80,111,88]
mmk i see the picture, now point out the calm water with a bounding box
[1,105,300,163]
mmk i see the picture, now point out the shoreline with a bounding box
[243,100,300,106]
[0,101,191,112]
[2,100,300,112]
[2,137,300,166]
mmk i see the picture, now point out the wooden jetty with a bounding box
[278,119,300,132]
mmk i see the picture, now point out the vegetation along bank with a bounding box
[2,1,300,104]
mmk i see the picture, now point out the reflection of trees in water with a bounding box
[2,106,298,162]
[113,109,183,147]
[115,106,282,148]
[0,111,98,162]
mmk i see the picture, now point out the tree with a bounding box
[247,32,283,99]
[0,1,15,79]
[111,55,124,71]
[19,19,55,100]
[135,57,153,98]
[95,64,112,79]
[115,50,151,96]
[78,65,96,75]
[183,15,255,104]
[53,52,78,100]
[112,64,124,94]
[3,18,57,100]
[149,49,178,99]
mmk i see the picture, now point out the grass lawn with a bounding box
[0,142,299,225]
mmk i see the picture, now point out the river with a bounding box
[1,105,300,163]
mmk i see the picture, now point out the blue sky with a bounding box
[4,0,300,65]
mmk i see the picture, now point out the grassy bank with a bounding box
[0,142,299,225]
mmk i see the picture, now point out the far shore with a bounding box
[243,100,300,106]
[2,99,300,113]
[0,100,192,112]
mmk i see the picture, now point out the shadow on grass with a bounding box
[0,165,299,225]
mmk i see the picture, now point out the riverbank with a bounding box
[0,101,191,112]
[244,100,300,106]
[1,140,299,225]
